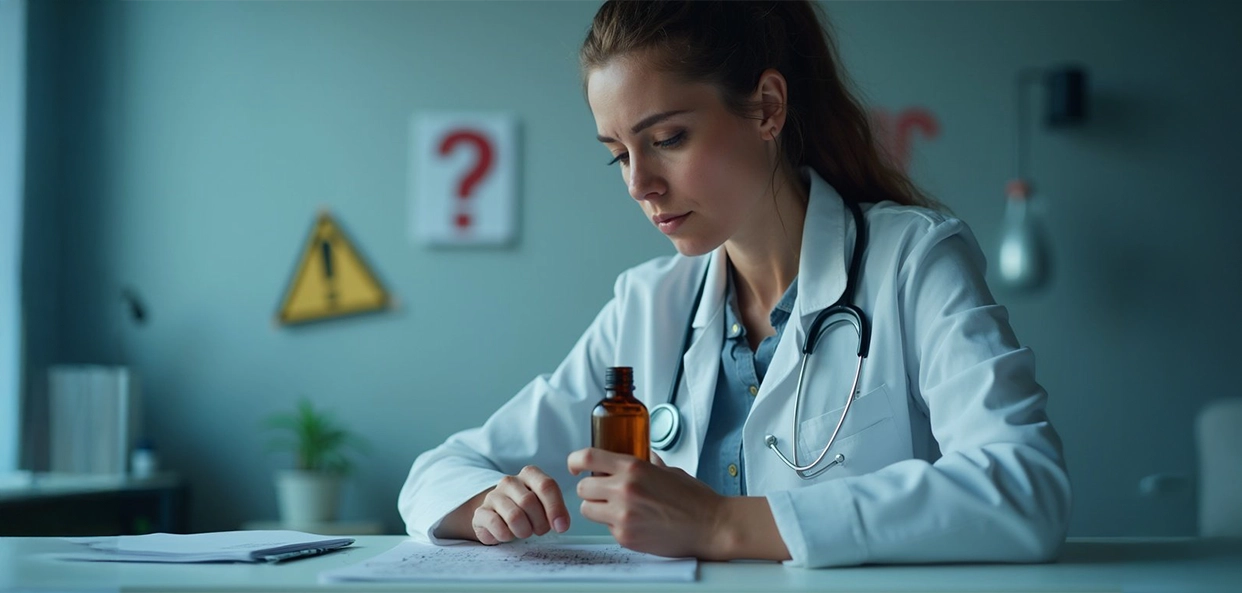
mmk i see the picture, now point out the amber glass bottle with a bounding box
[591,367,650,466]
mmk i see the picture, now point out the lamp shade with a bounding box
[998,179,1052,292]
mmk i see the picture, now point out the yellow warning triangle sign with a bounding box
[277,211,390,325]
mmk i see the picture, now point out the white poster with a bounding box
[410,113,518,246]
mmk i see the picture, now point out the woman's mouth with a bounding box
[653,212,690,234]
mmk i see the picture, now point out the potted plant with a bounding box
[264,397,366,525]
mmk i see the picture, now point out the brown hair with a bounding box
[580,0,937,209]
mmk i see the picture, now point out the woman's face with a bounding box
[587,55,777,256]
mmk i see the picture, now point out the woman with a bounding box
[399,0,1071,568]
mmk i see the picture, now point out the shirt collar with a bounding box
[723,262,799,340]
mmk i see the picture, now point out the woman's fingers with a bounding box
[576,472,612,502]
[472,507,512,544]
[474,466,566,544]
[579,499,616,526]
[572,448,649,502]
[509,488,550,536]
[490,493,535,539]
[567,447,638,477]
[518,465,570,533]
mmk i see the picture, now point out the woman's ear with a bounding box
[754,68,789,141]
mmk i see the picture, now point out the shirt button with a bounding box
[748,385,759,396]
[731,323,740,336]
[727,464,739,478]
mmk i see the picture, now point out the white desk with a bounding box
[1,535,1239,592]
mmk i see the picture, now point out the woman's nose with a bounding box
[627,155,665,202]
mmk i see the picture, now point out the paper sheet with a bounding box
[56,531,353,563]
[319,540,698,582]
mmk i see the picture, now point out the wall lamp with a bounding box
[999,65,1088,293]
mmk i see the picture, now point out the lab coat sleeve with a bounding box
[767,218,1072,567]
[398,276,626,543]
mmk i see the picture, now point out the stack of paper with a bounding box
[55,530,354,563]
[319,540,697,582]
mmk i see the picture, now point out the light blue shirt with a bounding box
[696,271,798,496]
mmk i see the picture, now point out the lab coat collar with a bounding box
[689,168,852,330]
[795,168,854,322]
[682,248,727,473]
[690,247,729,330]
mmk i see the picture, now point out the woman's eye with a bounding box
[606,131,683,166]
[655,131,685,148]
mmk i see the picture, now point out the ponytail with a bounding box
[581,0,938,209]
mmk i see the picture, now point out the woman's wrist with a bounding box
[433,488,492,540]
[709,496,791,562]
[704,495,739,560]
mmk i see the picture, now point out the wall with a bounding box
[23,1,1242,536]
[0,0,26,473]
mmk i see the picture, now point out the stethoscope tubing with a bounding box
[650,199,870,481]
[764,349,864,479]
[649,265,712,452]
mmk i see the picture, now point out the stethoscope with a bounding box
[648,199,871,479]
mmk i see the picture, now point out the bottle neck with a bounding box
[606,386,635,400]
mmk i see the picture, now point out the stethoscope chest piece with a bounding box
[649,402,681,451]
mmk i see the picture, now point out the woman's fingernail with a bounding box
[554,517,569,533]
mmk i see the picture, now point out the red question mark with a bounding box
[893,108,939,172]
[870,107,940,172]
[438,130,494,231]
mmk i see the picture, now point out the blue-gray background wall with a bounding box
[20,1,1242,537]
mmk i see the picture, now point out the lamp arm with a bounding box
[1014,68,1043,184]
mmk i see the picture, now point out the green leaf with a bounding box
[262,396,366,474]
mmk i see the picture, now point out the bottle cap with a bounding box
[605,367,633,389]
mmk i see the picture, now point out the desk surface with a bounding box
[1,535,1239,593]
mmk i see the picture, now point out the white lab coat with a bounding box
[399,170,1072,568]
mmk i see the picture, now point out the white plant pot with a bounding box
[275,470,342,525]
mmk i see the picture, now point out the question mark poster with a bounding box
[411,113,518,246]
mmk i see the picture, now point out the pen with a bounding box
[258,546,340,563]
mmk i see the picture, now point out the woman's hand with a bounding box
[567,447,730,559]
[439,465,571,545]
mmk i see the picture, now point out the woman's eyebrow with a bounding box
[596,109,690,143]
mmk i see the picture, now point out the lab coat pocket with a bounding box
[796,384,896,474]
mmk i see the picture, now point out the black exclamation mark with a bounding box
[321,237,338,308]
